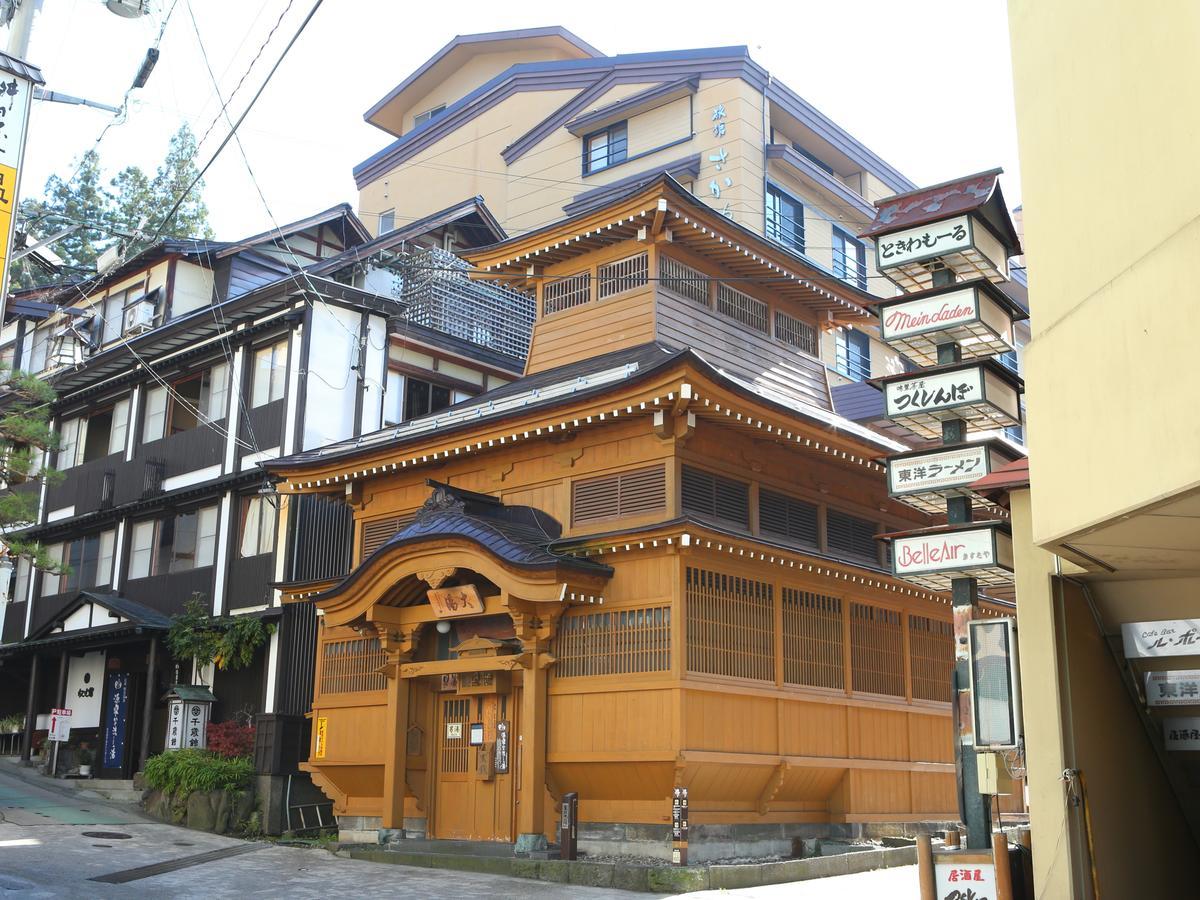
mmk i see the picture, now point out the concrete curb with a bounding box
[345,843,917,892]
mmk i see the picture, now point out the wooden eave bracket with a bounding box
[757,761,790,815]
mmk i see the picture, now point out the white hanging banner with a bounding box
[1163,717,1200,751]
[1122,620,1200,658]
[1145,670,1200,707]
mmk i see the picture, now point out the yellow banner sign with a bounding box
[314,716,328,759]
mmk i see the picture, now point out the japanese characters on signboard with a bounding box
[166,699,184,750]
[49,708,72,743]
[880,286,980,342]
[1122,620,1200,658]
[315,716,328,759]
[893,528,998,577]
[934,861,997,899]
[887,444,989,496]
[494,721,509,774]
[1163,717,1200,751]
[0,67,35,297]
[1145,670,1200,706]
[884,366,985,419]
[427,584,485,619]
[185,702,208,750]
[876,214,973,270]
[103,673,129,768]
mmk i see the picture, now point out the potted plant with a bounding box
[0,714,22,734]
[77,746,93,777]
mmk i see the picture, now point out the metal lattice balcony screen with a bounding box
[774,310,819,357]
[543,271,591,315]
[658,254,710,306]
[401,246,535,360]
[597,252,648,299]
[716,283,769,334]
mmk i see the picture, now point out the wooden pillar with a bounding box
[20,653,38,762]
[139,636,159,770]
[379,623,422,834]
[55,652,68,707]
[916,833,936,900]
[381,673,411,830]
[518,648,548,841]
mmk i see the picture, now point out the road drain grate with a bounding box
[90,843,268,884]
[81,832,132,840]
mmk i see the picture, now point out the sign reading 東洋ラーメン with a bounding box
[875,214,972,269]
[892,527,1013,578]
[887,444,989,496]
[1122,619,1200,658]
[1145,670,1200,706]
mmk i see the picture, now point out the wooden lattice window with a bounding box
[716,283,769,333]
[572,464,666,526]
[360,512,415,559]
[597,252,648,299]
[543,271,591,314]
[774,310,819,356]
[760,489,819,548]
[681,465,749,528]
[320,636,386,694]
[909,615,954,702]
[685,567,773,681]
[440,698,471,773]
[850,603,904,697]
[554,606,671,677]
[659,254,710,306]
[827,509,881,564]
[782,589,844,689]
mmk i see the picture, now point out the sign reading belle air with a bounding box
[427,584,485,618]
[1122,619,1200,658]
[893,528,1000,578]
[876,214,972,270]
[887,444,989,496]
[1146,670,1200,707]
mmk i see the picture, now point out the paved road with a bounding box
[0,763,920,898]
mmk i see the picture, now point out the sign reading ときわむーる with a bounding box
[876,214,973,269]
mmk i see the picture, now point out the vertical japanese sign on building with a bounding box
[0,54,44,311]
[103,673,130,769]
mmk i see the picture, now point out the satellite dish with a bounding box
[105,0,151,18]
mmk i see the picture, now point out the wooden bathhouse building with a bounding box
[265,175,1021,857]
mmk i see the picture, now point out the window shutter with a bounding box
[572,464,666,525]
[826,509,880,562]
[361,512,415,558]
[760,489,819,547]
[681,465,749,528]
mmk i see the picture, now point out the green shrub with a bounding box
[143,749,254,794]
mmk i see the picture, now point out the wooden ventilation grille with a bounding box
[827,509,880,564]
[685,567,773,681]
[716,283,769,334]
[681,465,749,528]
[543,271,591,314]
[319,636,386,694]
[658,254,710,306]
[361,512,415,559]
[597,251,648,299]
[774,310,818,357]
[440,698,471,773]
[760,489,819,548]
[850,603,904,697]
[782,589,844,689]
[909,615,954,702]
[572,464,667,526]
[554,606,671,677]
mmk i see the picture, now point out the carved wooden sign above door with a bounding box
[427,584,485,618]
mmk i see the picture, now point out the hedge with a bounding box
[143,749,254,794]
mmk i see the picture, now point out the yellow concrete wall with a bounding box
[1009,0,1200,544]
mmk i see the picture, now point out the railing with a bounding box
[782,589,844,690]
[658,254,710,307]
[685,567,774,681]
[833,244,868,289]
[774,310,819,357]
[543,271,591,315]
[288,493,353,583]
[909,615,954,702]
[45,452,122,512]
[554,606,671,677]
[597,252,648,300]
[401,246,535,360]
[850,602,905,697]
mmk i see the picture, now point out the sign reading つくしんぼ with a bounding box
[884,366,985,418]
[427,584,484,618]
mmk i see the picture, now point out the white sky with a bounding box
[12,0,1021,240]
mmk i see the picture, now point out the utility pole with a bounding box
[5,0,38,59]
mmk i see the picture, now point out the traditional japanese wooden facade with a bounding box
[266,176,1020,855]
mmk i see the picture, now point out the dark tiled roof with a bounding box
[10,591,173,650]
[831,381,885,422]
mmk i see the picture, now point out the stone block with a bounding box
[378,828,405,845]
[567,861,614,888]
[611,866,651,893]
[709,864,763,890]
[186,791,217,832]
[537,860,571,883]
[623,823,669,842]
[510,859,540,880]
[647,866,709,893]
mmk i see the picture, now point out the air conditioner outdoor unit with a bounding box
[122,299,156,335]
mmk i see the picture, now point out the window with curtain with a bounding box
[835,329,871,382]
[238,495,277,558]
[833,228,867,289]
[766,185,805,253]
[127,506,219,579]
[142,363,229,442]
[251,341,287,408]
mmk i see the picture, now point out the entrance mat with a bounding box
[90,842,268,884]
[344,844,917,892]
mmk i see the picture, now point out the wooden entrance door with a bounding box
[433,693,514,841]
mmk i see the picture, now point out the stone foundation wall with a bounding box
[141,787,256,835]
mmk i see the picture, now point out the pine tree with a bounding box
[108,164,155,240]
[147,124,214,241]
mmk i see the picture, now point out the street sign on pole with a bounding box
[48,707,72,742]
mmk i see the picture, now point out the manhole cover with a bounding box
[81,832,132,840]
